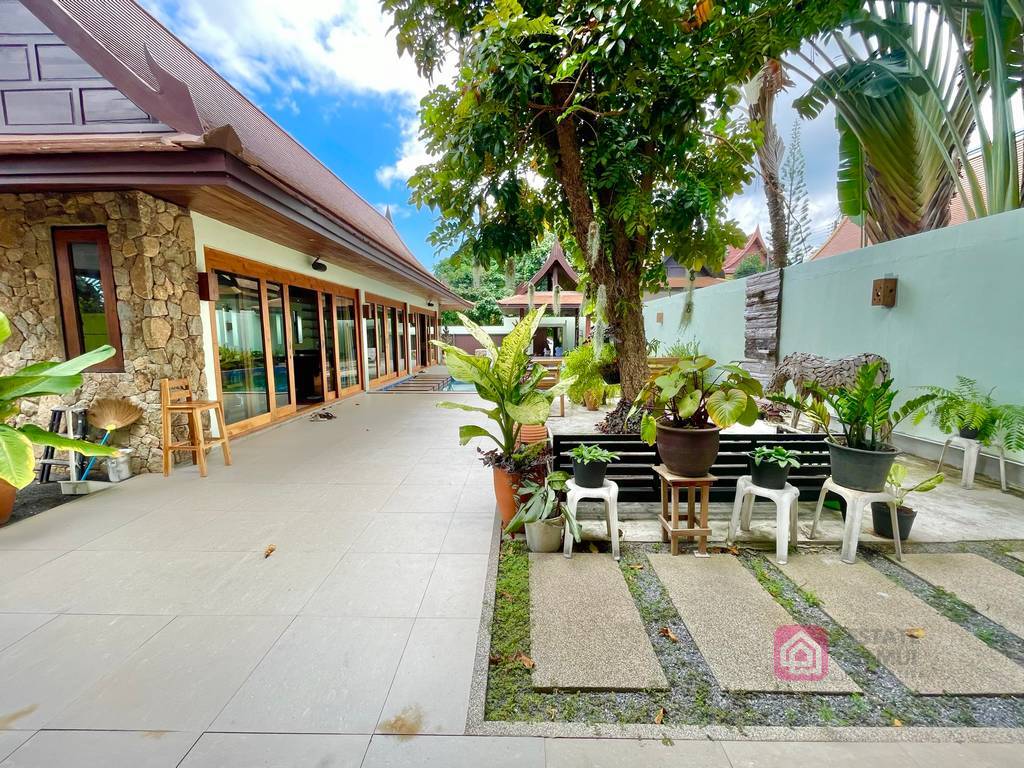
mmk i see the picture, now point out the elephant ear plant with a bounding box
[431,306,574,525]
[0,310,119,491]
[770,361,935,491]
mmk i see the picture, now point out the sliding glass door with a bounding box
[266,282,292,411]
[335,296,360,393]
[289,286,324,406]
[214,272,270,425]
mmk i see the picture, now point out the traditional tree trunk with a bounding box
[762,161,789,268]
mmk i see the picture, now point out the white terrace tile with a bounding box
[441,516,495,554]
[362,735,545,768]
[0,552,65,586]
[0,614,55,653]
[0,730,199,768]
[380,484,464,515]
[349,514,453,554]
[178,733,368,768]
[418,554,489,619]
[302,552,436,617]
[0,732,32,764]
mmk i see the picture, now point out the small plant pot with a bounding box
[106,449,134,483]
[958,426,980,440]
[492,467,523,529]
[828,442,897,493]
[871,503,916,541]
[656,421,721,477]
[525,516,564,553]
[0,480,15,526]
[749,458,790,490]
[583,391,600,411]
[572,459,608,488]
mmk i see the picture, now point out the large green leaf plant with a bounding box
[432,306,574,461]
[0,311,118,489]
[629,355,763,445]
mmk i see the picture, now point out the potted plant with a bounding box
[433,306,573,527]
[630,355,763,477]
[563,342,614,405]
[504,470,582,552]
[568,444,617,488]
[871,463,944,540]
[0,311,119,524]
[770,362,934,492]
[915,377,1000,441]
[748,445,801,489]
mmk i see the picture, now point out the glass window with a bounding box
[53,228,122,371]
[376,304,388,376]
[336,297,359,388]
[266,282,291,409]
[289,286,323,405]
[215,271,270,424]
[364,303,378,380]
[322,293,336,395]
[409,318,418,369]
[389,306,400,375]
[397,309,406,374]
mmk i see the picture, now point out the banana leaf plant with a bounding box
[769,362,935,451]
[629,355,763,445]
[0,311,119,489]
[431,306,574,460]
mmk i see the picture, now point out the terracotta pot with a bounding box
[492,467,523,528]
[0,480,15,526]
[656,420,721,477]
[583,391,600,411]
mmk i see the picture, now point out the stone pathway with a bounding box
[529,554,667,691]
[1008,551,1024,564]
[781,554,1024,695]
[649,554,859,693]
[894,553,1024,638]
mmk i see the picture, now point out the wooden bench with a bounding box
[552,431,831,502]
[532,357,565,417]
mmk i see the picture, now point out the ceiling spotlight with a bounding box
[311,256,327,273]
[427,300,435,308]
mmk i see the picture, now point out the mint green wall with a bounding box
[644,209,1024,464]
[643,280,746,363]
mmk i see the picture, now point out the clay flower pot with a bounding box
[656,421,721,477]
[0,480,15,526]
[492,467,523,528]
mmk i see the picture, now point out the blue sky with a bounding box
[141,0,841,270]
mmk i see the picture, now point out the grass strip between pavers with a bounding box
[484,538,1024,729]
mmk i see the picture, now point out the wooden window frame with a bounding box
[53,227,124,372]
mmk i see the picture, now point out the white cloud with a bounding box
[140,0,431,103]
[374,202,410,219]
[376,116,433,187]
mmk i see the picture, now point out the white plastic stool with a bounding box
[936,436,1007,491]
[810,476,902,564]
[564,479,620,561]
[727,476,801,564]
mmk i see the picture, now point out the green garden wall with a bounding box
[644,209,1024,473]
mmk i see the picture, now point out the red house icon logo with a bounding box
[774,625,829,681]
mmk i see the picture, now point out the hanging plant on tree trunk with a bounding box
[387,0,854,427]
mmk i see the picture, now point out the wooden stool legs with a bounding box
[215,404,232,467]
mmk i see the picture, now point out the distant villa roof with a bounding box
[497,290,585,309]
[723,227,769,274]
[514,240,580,294]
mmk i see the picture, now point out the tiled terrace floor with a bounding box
[0,392,1018,766]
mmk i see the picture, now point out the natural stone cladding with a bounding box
[0,191,207,474]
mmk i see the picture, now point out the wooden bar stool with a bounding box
[653,465,715,557]
[160,378,232,477]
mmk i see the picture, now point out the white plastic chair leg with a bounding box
[962,442,981,489]
[810,483,829,540]
[563,492,579,559]
[841,499,866,564]
[775,498,789,564]
[888,500,903,562]
[999,446,1008,492]
[789,496,799,544]
[936,438,951,474]
[728,486,746,545]
[607,484,620,561]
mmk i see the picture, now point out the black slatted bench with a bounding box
[551,431,832,502]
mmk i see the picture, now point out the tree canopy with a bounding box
[386,0,856,400]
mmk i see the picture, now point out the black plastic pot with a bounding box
[572,459,608,488]
[656,421,721,477]
[871,502,916,540]
[828,442,897,492]
[958,426,980,440]
[749,457,790,489]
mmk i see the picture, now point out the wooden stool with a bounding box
[160,378,232,478]
[653,465,715,557]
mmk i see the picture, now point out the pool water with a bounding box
[445,380,477,392]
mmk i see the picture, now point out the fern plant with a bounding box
[914,377,1000,444]
[998,406,1024,454]
[562,341,614,406]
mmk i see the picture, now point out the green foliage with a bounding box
[434,306,574,459]
[885,462,943,508]
[630,354,763,443]
[732,253,765,278]
[770,362,935,451]
[781,119,812,261]
[567,444,617,465]
[915,376,1001,444]
[749,445,801,469]
[561,341,614,405]
[0,310,118,489]
[504,470,581,542]
[665,340,701,359]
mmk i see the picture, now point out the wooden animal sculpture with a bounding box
[768,353,891,429]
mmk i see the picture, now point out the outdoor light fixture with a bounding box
[311,256,327,272]
[427,301,436,308]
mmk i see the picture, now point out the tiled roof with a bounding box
[723,227,769,274]
[514,240,580,294]
[810,217,871,260]
[498,291,585,308]
[20,0,459,302]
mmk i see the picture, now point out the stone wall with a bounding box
[0,190,207,474]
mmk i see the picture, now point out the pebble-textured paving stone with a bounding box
[781,554,1024,694]
[529,554,668,691]
[1008,551,1024,563]
[649,554,859,693]
[894,553,1024,639]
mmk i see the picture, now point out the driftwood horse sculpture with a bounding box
[768,353,891,429]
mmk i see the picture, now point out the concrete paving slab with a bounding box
[0,730,198,768]
[901,742,1024,768]
[441,515,495,554]
[649,554,859,693]
[529,554,668,691]
[1008,551,1024,564]
[0,615,54,653]
[894,553,1024,638]
[178,733,368,768]
[724,741,918,768]
[419,554,488,619]
[362,735,545,768]
[780,554,1024,694]
[0,552,65,586]
[0,733,32,764]
[302,552,436,617]
[377,617,478,736]
[350,513,453,554]
[50,615,290,731]
[545,737,730,767]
